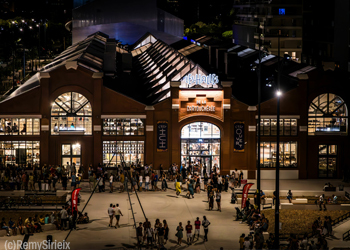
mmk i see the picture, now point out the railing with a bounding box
[332,212,350,227]
[343,229,350,241]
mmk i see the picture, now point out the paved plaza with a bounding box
[1,179,350,249]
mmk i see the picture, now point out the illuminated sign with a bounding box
[183,73,219,87]
[187,100,215,112]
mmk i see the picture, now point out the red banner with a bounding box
[71,188,81,214]
[241,183,254,209]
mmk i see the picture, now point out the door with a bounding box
[318,145,337,178]
[61,143,81,173]
[201,157,211,176]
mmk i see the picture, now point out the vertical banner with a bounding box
[234,122,245,152]
[157,121,168,152]
[71,188,81,214]
[241,183,254,209]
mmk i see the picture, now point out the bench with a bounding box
[281,203,294,210]
[293,198,308,204]
[0,229,8,237]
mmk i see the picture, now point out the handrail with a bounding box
[332,212,350,226]
[343,229,350,241]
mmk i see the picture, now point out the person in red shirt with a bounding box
[193,217,201,241]
[185,220,193,245]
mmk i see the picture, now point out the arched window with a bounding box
[308,93,348,134]
[51,92,92,135]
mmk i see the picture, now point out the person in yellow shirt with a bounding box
[239,233,245,250]
[119,172,125,192]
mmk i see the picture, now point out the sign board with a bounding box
[234,122,244,152]
[157,121,168,152]
[178,90,224,122]
[182,73,219,88]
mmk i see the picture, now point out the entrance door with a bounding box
[318,145,337,178]
[61,143,81,174]
[201,157,211,176]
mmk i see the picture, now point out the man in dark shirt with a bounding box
[185,221,193,245]
[207,183,213,202]
[157,223,165,246]
[137,222,143,246]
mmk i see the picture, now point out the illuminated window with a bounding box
[258,118,298,136]
[308,93,348,135]
[0,118,40,135]
[103,141,144,167]
[103,119,145,136]
[0,141,40,167]
[259,141,297,168]
[51,92,92,135]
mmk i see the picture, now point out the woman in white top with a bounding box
[145,175,150,191]
[139,175,143,191]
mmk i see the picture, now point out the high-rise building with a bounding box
[302,0,350,71]
[232,0,303,62]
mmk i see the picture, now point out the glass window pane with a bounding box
[263,119,270,135]
[0,119,5,135]
[33,119,40,135]
[318,157,327,178]
[319,145,327,155]
[328,145,337,155]
[19,118,26,135]
[12,118,19,135]
[291,119,297,136]
[284,119,291,136]
[62,144,71,155]
[271,119,277,136]
[72,143,81,155]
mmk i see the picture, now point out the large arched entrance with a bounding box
[180,122,220,175]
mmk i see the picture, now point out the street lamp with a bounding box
[274,29,282,249]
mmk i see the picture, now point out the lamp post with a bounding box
[257,21,262,209]
[274,29,282,249]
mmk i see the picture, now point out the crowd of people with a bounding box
[0,205,89,236]
[133,216,210,248]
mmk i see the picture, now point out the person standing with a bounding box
[137,222,143,247]
[209,191,214,210]
[145,223,154,248]
[176,222,184,246]
[145,174,150,191]
[157,223,165,246]
[202,216,210,242]
[60,206,68,230]
[71,174,76,191]
[193,217,201,241]
[216,190,222,212]
[109,174,114,193]
[175,178,181,197]
[185,220,193,245]
[139,174,143,192]
[114,204,123,228]
[108,204,114,227]
[163,219,169,244]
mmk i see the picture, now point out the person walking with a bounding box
[145,223,154,248]
[145,174,150,191]
[176,222,184,246]
[202,216,210,242]
[114,204,123,228]
[193,217,201,241]
[108,204,114,227]
[216,190,222,212]
[161,176,168,191]
[175,178,181,197]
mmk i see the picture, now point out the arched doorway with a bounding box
[180,122,220,175]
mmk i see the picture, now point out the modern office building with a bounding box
[232,0,303,62]
[72,0,184,45]
[0,31,349,179]
[302,0,350,71]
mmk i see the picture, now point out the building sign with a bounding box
[177,90,224,122]
[234,122,245,152]
[183,73,219,88]
[187,100,216,112]
[157,121,168,152]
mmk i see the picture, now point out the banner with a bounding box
[234,122,244,152]
[157,121,168,152]
[241,183,254,209]
[71,188,81,214]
